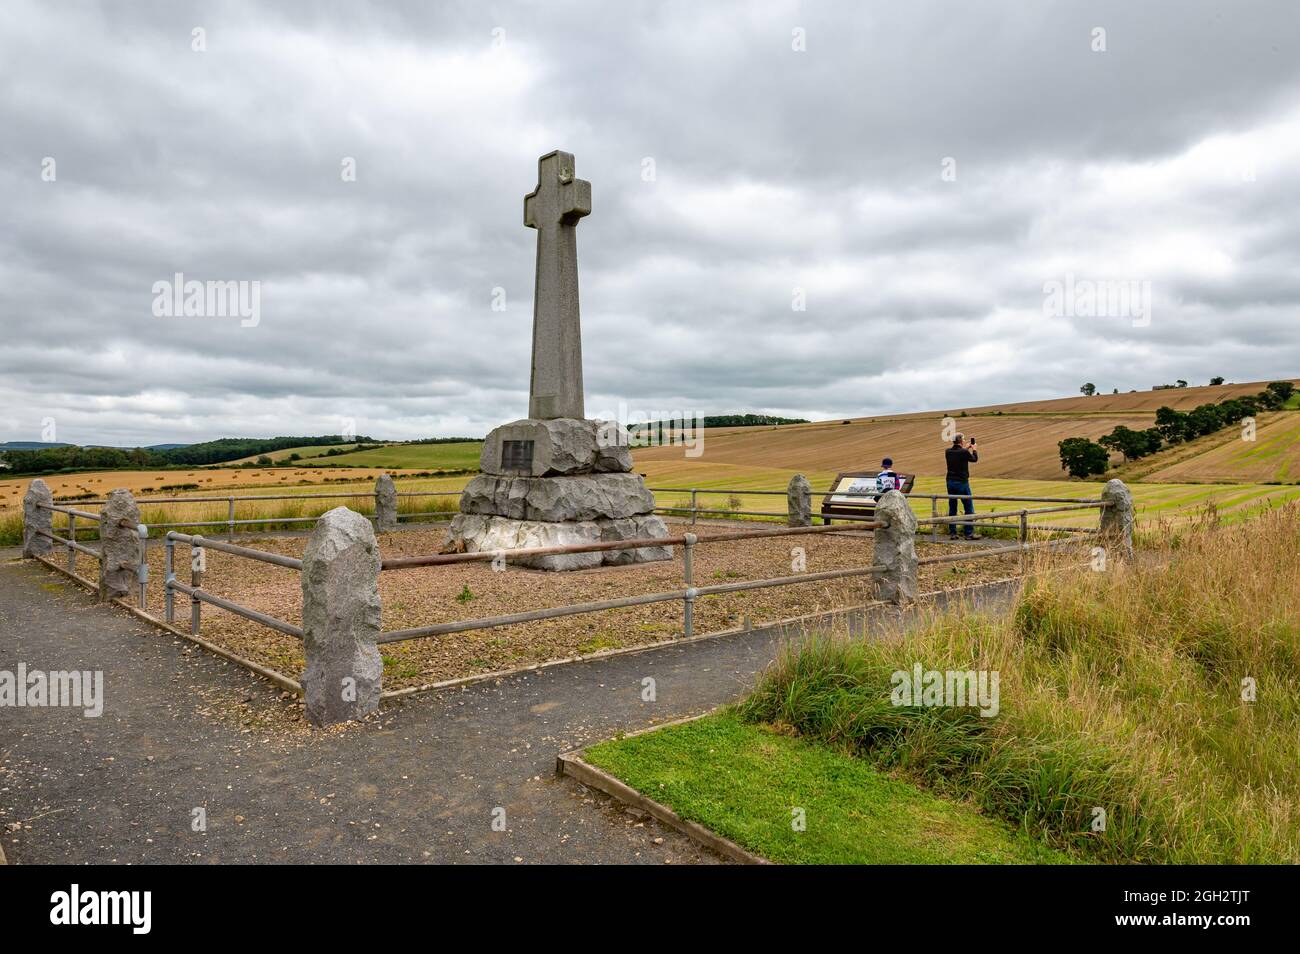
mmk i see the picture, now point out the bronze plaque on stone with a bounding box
[501,439,535,473]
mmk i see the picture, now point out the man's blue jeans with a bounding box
[946,479,974,538]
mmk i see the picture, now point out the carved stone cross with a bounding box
[523,150,591,420]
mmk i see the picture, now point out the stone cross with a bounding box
[523,150,591,420]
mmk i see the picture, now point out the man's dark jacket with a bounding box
[945,445,978,481]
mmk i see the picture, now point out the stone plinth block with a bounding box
[22,479,54,558]
[445,513,672,570]
[301,507,383,727]
[597,514,674,565]
[98,488,140,602]
[480,418,632,477]
[787,473,812,528]
[873,490,918,605]
[374,473,398,532]
[445,514,603,571]
[459,472,656,523]
[1100,478,1134,560]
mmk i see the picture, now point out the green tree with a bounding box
[1058,438,1109,478]
[1099,425,1162,462]
[1154,406,1189,444]
[1266,381,1295,404]
[1080,383,1097,396]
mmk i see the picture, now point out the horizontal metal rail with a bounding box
[165,532,304,570]
[950,522,1098,533]
[37,527,101,558]
[72,489,463,506]
[918,495,1105,504]
[690,563,885,598]
[917,502,1103,526]
[376,560,888,645]
[689,522,885,543]
[38,503,103,520]
[379,519,885,570]
[167,579,304,639]
[916,533,1100,567]
[379,590,685,643]
[648,487,789,496]
[656,506,787,519]
[649,487,1105,505]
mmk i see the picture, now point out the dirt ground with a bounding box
[69,527,1033,691]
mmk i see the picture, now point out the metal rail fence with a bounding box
[34,501,150,606]
[29,483,1110,644]
[48,483,1105,541]
[23,475,1122,725]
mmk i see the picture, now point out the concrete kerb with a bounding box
[555,711,769,866]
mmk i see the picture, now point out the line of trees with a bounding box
[1059,381,1295,478]
[0,434,377,476]
[627,413,809,431]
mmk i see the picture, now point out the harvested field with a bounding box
[0,466,441,505]
[634,413,1156,480]
[1139,413,1300,484]
[66,528,1038,692]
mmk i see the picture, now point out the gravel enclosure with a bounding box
[67,525,1032,692]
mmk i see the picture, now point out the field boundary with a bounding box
[556,712,770,865]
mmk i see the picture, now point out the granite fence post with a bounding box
[22,479,54,558]
[98,488,140,602]
[301,507,383,727]
[1099,478,1135,560]
[374,473,398,533]
[787,474,812,528]
[873,490,918,605]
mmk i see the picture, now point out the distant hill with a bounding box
[0,435,375,475]
[0,441,187,452]
[0,441,72,451]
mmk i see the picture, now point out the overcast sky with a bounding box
[2,0,1298,446]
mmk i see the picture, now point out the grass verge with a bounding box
[583,712,1072,864]
[737,505,1300,863]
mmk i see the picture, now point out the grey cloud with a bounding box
[2,0,1299,446]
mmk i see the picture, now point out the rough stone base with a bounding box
[444,513,672,570]
[481,418,632,477]
[459,472,657,522]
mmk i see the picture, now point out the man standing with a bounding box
[945,434,980,540]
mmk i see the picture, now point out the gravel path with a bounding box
[0,555,1020,864]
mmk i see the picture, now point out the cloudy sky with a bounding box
[2,0,1298,446]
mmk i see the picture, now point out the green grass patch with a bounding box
[297,442,482,470]
[577,633,620,654]
[584,712,1072,864]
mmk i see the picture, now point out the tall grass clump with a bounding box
[0,509,24,546]
[737,505,1300,863]
[396,493,459,523]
